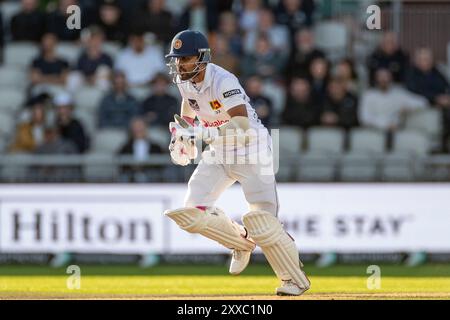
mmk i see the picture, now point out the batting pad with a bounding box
[165,207,256,251]
[242,210,310,289]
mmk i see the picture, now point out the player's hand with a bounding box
[169,136,191,166]
[170,121,198,141]
[170,121,219,145]
[168,118,198,166]
[169,113,219,145]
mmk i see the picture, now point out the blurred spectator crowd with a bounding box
[0,0,449,182]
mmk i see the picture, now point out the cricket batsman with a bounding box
[163,30,310,296]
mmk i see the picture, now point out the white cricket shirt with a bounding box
[176,63,270,156]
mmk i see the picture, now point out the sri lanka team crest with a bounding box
[173,39,182,49]
[209,100,223,111]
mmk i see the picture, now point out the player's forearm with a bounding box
[196,116,251,146]
[217,116,250,136]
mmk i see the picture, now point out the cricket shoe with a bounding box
[276,280,310,296]
[229,249,253,275]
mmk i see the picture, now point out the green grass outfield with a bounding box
[0,264,449,299]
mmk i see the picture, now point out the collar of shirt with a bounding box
[188,63,212,94]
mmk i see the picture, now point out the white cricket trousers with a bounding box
[184,149,279,216]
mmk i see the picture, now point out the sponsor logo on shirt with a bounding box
[202,119,229,127]
[223,89,241,98]
[209,100,223,111]
[188,99,200,111]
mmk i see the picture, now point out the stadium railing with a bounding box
[0,153,449,183]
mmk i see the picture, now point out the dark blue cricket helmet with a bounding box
[166,30,211,83]
[166,30,210,58]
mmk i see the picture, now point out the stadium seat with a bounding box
[349,128,386,153]
[297,151,337,181]
[0,114,16,138]
[392,129,430,155]
[0,115,14,153]
[83,153,118,181]
[0,1,21,24]
[74,87,105,113]
[0,66,28,89]
[339,151,379,182]
[73,109,97,136]
[381,152,415,182]
[0,136,7,154]
[149,126,171,149]
[275,164,293,182]
[56,42,82,65]
[353,30,380,66]
[405,109,442,138]
[4,42,40,68]
[275,126,303,181]
[276,153,299,182]
[30,84,67,98]
[103,42,122,59]
[278,126,303,154]
[307,127,345,153]
[91,129,127,154]
[262,82,286,125]
[0,88,26,115]
[129,87,152,101]
[314,21,349,62]
[355,62,370,91]
[437,62,450,83]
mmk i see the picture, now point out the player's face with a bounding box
[176,56,199,81]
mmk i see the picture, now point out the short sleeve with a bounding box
[217,76,247,111]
